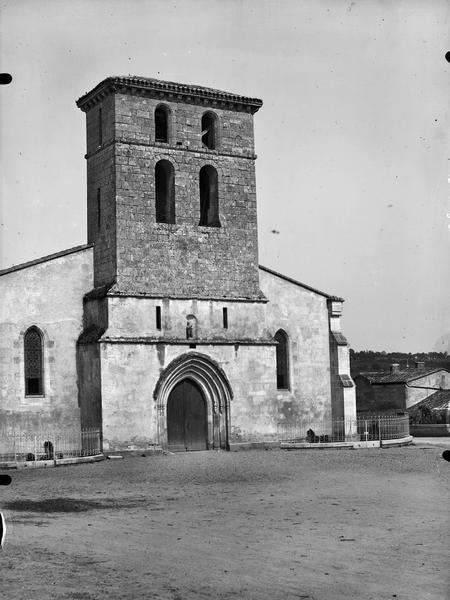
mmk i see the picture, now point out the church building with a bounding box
[0,76,356,452]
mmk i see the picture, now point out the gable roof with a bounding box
[258,265,344,301]
[0,244,93,277]
[77,76,263,114]
[408,389,450,412]
[357,367,448,385]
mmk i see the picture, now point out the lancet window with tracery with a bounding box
[24,327,44,396]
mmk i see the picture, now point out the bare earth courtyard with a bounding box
[0,447,449,600]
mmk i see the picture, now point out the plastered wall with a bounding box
[259,269,333,423]
[0,248,93,433]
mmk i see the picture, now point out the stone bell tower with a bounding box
[76,76,264,300]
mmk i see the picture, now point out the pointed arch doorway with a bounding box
[153,352,233,452]
[167,379,207,452]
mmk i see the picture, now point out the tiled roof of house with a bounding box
[357,367,447,384]
[77,76,263,113]
[408,389,450,412]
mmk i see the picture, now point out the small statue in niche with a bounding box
[186,315,197,340]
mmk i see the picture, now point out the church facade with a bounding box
[0,76,355,452]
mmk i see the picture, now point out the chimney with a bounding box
[415,361,425,369]
[390,364,400,374]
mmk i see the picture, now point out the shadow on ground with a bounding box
[3,497,147,512]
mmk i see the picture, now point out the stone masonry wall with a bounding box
[86,93,116,288]
[83,90,261,298]
[113,93,256,156]
[86,148,116,288]
[85,93,115,156]
[113,93,260,298]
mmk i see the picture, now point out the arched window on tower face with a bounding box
[274,330,290,390]
[155,105,170,143]
[155,160,175,224]
[199,165,220,227]
[201,112,218,150]
[24,326,44,396]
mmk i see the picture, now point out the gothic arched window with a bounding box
[24,326,44,396]
[201,112,218,150]
[155,160,175,224]
[155,104,170,143]
[199,165,220,227]
[274,329,289,390]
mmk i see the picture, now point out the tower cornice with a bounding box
[76,76,263,114]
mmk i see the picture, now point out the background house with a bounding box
[355,361,450,416]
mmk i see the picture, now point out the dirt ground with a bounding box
[0,446,449,600]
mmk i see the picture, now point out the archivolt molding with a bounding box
[153,352,233,415]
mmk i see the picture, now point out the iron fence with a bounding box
[278,415,410,444]
[0,428,101,463]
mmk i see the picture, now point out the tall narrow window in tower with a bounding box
[155,160,175,224]
[201,112,218,149]
[97,188,101,229]
[274,330,290,390]
[199,165,220,227]
[155,105,170,143]
[98,107,103,146]
[24,326,44,396]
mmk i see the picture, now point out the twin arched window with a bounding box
[153,107,220,225]
[155,162,220,227]
[24,326,44,396]
[275,330,290,390]
[154,105,219,150]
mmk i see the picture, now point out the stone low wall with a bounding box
[0,454,104,470]
[410,424,450,437]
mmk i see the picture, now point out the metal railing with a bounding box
[0,428,101,463]
[278,415,410,444]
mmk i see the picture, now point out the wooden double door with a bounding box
[167,379,207,451]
